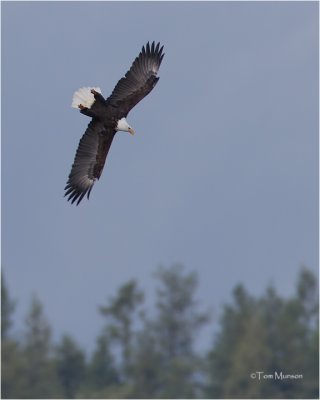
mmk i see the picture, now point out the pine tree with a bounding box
[1,273,27,398]
[146,265,209,398]
[21,295,61,398]
[1,273,16,340]
[87,334,119,392]
[206,267,319,399]
[55,334,86,398]
[99,279,144,382]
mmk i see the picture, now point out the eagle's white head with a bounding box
[116,117,135,135]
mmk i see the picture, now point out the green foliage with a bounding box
[99,279,144,380]
[86,334,119,391]
[20,295,62,398]
[1,266,318,399]
[55,334,86,398]
[1,273,16,340]
[1,340,28,398]
[206,267,319,399]
[24,295,51,355]
[154,265,210,359]
[1,276,26,398]
[150,264,210,398]
[130,321,163,397]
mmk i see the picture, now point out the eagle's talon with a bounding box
[78,104,85,110]
[91,89,98,95]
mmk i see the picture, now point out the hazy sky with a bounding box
[2,1,318,352]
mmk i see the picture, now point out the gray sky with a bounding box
[2,1,318,352]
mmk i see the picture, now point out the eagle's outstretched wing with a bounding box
[64,121,115,205]
[106,41,164,117]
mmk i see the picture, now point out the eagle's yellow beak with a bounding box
[128,127,135,135]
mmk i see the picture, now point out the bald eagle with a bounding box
[65,41,164,205]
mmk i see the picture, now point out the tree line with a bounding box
[1,265,319,398]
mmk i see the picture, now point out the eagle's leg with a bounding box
[79,105,97,118]
[91,89,105,104]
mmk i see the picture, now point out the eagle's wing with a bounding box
[65,121,115,205]
[106,41,164,117]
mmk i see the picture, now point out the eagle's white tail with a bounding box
[71,87,102,109]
